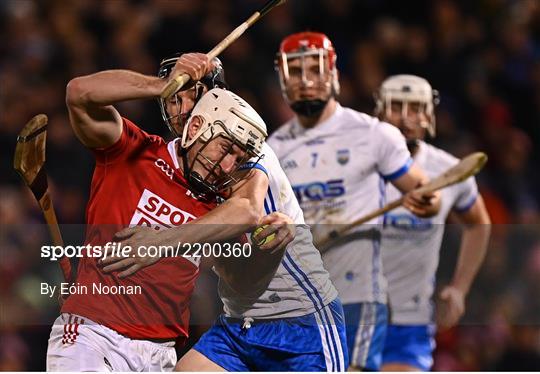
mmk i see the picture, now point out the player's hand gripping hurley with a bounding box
[14,114,73,283]
[323,152,488,245]
[160,0,287,99]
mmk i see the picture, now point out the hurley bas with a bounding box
[41,282,142,298]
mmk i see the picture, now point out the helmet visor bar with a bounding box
[279,49,329,88]
[383,93,435,137]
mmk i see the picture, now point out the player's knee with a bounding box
[175,349,225,372]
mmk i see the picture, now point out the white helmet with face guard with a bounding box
[181,88,268,195]
[182,88,267,154]
[375,74,439,137]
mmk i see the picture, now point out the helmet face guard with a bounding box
[375,75,439,138]
[159,83,206,138]
[275,32,339,117]
[157,54,228,138]
[184,121,262,197]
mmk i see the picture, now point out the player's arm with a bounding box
[180,169,294,253]
[65,70,163,148]
[390,164,442,218]
[105,169,267,251]
[375,122,440,217]
[65,53,211,148]
[113,169,290,246]
[437,195,491,330]
[163,168,268,242]
[101,169,294,281]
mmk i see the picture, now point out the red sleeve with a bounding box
[91,117,151,165]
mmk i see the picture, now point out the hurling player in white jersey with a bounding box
[268,32,441,371]
[376,75,491,371]
[106,53,349,372]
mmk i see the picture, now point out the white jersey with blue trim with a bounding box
[218,142,339,319]
[268,104,412,304]
[382,141,478,325]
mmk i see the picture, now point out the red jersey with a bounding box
[62,118,217,344]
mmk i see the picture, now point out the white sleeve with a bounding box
[267,127,288,158]
[373,122,413,180]
[266,136,279,155]
[453,176,479,212]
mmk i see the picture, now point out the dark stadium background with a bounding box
[1,0,539,370]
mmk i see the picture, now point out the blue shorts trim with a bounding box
[382,324,436,371]
[193,298,349,371]
[343,302,388,370]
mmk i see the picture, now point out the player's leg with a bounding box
[47,313,175,371]
[140,340,177,371]
[175,349,226,371]
[250,298,348,372]
[176,315,248,371]
[381,324,435,371]
[185,299,348,372]
[343,302,389,371]
[47,314,121,371]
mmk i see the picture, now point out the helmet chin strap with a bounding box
[290,85,335,118]
[186,169,217,196]
[290,99,328,117]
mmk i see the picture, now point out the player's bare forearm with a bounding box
[160,196,262,246]
[66,70,165,107]
[162,169,268,245]
[111,170,267,254]
[392,163,428,192]
[449,195,491,294]
[101,170,294,280]
[107,196,261,263]
[66,70,166,148]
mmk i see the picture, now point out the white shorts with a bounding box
[46,313,177,372]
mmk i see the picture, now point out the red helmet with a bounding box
[275,32,339,117]
[278,32,337,70]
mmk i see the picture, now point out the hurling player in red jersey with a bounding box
[46,53,291,372]
[98,54,295,284]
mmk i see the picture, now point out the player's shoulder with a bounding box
[260,143,283,174]
[262,142,278,161]
[341,106,399,133]
[420,142,459,170]
[123,117,165,145]
[338,106,379,130]
[93,117,165,163]
[419,142,477,190]
[337,106,404,147]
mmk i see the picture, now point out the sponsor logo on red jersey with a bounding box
[130,189,196,230]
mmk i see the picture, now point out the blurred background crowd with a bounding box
[1,0,539,370]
